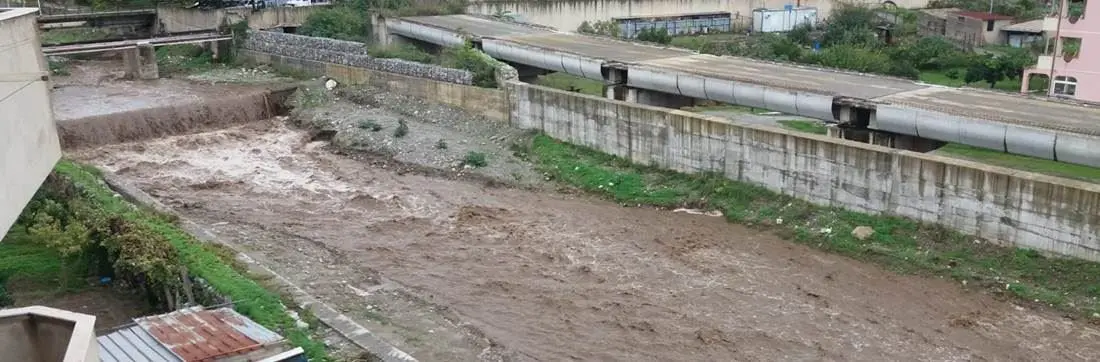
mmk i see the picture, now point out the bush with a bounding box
[810,44,891,74]
[393,120,409,138]
[463,152,488,167]
[0,276,12,308]
[299,5,371,42]
[358,120,383,132]
[368,44,435,64]
[636,27,672,44]
[441,42,498,88]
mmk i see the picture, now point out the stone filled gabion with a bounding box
[242,31,475,85]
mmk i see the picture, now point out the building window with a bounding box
[986,20,995,31]
[1054,76,1078,96]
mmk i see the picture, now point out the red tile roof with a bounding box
[953,11,1015,21]
[136,307,278,362]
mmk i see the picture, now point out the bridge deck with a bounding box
[398,14,1100,137]
[635,54,924,99]
[37,9,156,24]
[42,32,231,56]
[499,33,694,62]
[398,15,548,38]
[878,88,1100,136]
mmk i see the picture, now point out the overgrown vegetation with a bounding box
[658,5,1044,90]
[522,134,1100,319]
[300,0,467,42]
[440,42,499,88]
[393,119,409,137]
[463,151,488,167]
[156,44,217,75]
[4,161,332,361]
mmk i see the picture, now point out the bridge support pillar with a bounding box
[624,87,695,108]
[604,85,627,101]
[123,43,158,80]
[209,40,231,61]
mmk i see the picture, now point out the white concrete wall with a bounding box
[507,81,1100,262]
[467,0,932,32]
[0,8,62,239]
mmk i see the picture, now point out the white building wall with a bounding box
[0,8,61,239]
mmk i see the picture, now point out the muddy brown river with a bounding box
[76,120,1100,361]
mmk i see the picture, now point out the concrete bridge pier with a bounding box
[123,42,158,80]
[207,39,231,61]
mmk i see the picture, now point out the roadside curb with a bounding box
[100,172,418,362]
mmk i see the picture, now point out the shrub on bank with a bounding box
[47,161,332,361]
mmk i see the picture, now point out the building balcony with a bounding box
[0,306,99,362]
[1034,55,1056,70]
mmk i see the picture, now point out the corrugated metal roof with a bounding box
[137,306,284,362]
[98,325,183,362]
[920,7,963,19]
[100,306,285,362]
[1003,19,1044,33]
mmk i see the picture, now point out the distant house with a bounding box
[918,8,1015,48]
[1001,19,1044,48]
[917,7,961,37]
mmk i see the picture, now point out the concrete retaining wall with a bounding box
[507,82,1100,262]
[157,5,323,33]
[242,31,475,85]
[240,50,509,121]
[1,8,62,240]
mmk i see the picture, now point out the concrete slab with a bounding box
[397,14,549,38]
[500,32,695,62]
[636,54,928,99]
[878,87,1100,136]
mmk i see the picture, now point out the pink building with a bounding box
[1022,0,1100,102]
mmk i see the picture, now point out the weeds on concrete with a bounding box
[358,120,383,132]
[393,120,409,138]
[435,139,448,149]
[777,120,828,134]
[53,161,333,361]
[523,134,1100,319]
[463,152,488,168]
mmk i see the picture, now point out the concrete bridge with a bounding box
[37,5,324,41]
[380,14,1100,168]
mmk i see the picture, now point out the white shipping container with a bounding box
[752,7,818,33]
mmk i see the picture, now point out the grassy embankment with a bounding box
[520,131,1100,319]
[4,161,333,361]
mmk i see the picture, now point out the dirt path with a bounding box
[73,119,1100,361]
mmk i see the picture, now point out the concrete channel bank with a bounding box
[240,49,1100,263]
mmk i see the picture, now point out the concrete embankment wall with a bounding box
[241,31,476,85]
[508,82,1100,261]
[157,5,323,33]
[239,49,509,121]
[467,0,932,32]
[242,48,1100,262]
[58,87,295,150]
